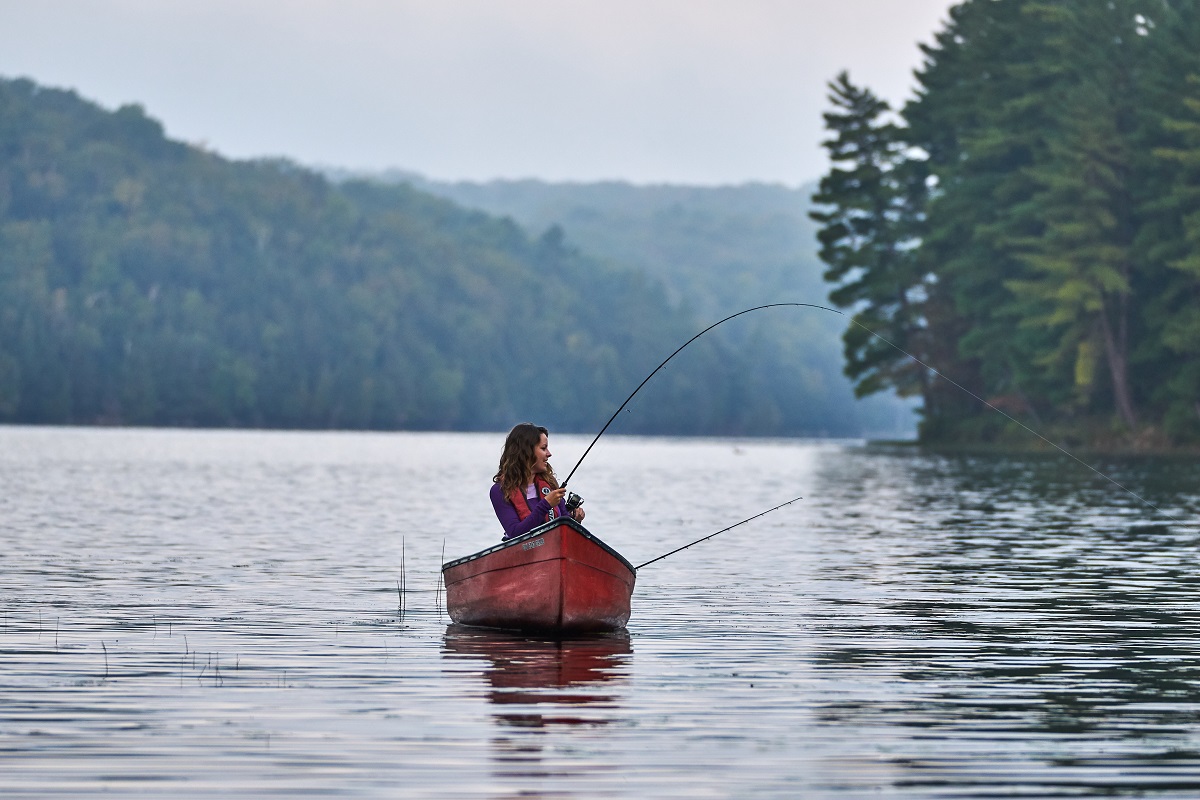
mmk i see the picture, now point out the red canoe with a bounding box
[441,517,636,633]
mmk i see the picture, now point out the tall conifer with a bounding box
[904,0,1063,432]
[1141,0,1200,438]
[811,72,931,404]
[815,0,1200,444]
[1002,1,1152,429]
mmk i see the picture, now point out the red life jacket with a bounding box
[507,475,559,523]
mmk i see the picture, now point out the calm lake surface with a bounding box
[2,426,1199,798]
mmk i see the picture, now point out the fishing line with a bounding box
[844,319,1190,527]
[562,302,1190,527]
[563,303,835,487]
[635,496,803,570]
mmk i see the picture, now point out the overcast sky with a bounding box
[0,1,956,186]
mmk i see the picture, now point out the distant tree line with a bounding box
[0,76,892,437]
[396,176,917,438]
[812,0,1200,447]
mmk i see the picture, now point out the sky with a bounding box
[0,1,957,187]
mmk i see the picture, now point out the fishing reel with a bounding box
[564,491,584,514]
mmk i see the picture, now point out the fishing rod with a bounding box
[635,496,803,570]
[562,303,840,487]
[562,302,1190,527]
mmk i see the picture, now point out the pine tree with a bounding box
[1140,0,1200,439]
[904,0,1064,435]
[810,72,931,404]
[1002,0,1154,430]
[813,0,1200,445]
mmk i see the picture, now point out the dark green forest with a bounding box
[812,0,1200,448]
[0,76,904,437]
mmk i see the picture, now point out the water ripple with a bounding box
[2,428,1200,796]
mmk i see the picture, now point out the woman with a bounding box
[491,422,585,540]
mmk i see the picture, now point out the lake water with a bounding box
[2,426,1199,798]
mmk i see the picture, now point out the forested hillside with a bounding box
[348,174,917,437]
[812,0,1200,448]
[393,179,822,318]
[0,76,909,437]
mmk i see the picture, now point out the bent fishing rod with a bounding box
[561,303,840,488]
[561,302,1190,527]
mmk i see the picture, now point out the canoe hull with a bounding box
[441,518,635,633]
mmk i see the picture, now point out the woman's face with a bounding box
[532,433,551,474]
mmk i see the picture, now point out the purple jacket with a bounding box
[490,482,566,540]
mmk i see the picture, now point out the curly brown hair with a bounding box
[494,422,560,496]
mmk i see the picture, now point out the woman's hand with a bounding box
[544,486,568,507]
[572,507,585,521]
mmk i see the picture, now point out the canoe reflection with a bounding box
[442,624,632,727]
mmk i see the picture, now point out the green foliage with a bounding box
[814,0,1200,447]
[906,0,1065,428]
[994,1,1149,428]
[1140,1,1200,440]
[809,72,932,404]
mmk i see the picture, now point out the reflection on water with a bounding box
[443,625,631,711]
[443,625,632,785]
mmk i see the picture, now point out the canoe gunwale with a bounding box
[441,517,636,576]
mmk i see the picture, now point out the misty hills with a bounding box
[0,75,912,437]
[334,171,917,436]
[328,171,825,319]
[391,176,822,313]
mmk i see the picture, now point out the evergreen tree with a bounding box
[821,0,1200,446]
[897,0,1057,439]
[811,72,931,404]
[1002,1,1154,430]
[1140,0,1200,439]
